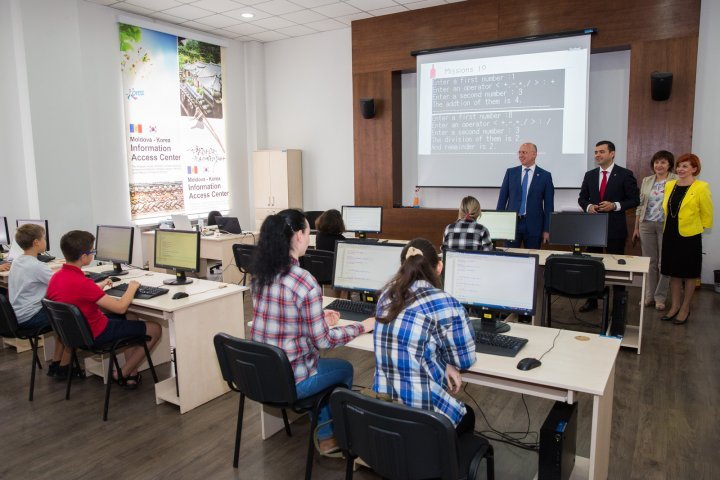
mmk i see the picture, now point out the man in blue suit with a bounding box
[497,143,555,249]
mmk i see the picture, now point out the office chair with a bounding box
[300,249,334,288]
[214,333,346,480]
[329,389,494,480]
[232,243,255,286]
[304,210,325,231]
[0,294,53,401]
[207,210,222,226]
[540,254,610,332]
[41,299,158,421]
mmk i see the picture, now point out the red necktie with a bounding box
[599,170,608,202]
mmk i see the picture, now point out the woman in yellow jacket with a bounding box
[660,154,713,324]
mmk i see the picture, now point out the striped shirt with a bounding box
[442,219,493,252]
[251,259,364,384]
[373,280,476,425]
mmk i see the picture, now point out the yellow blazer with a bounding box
[663,180,713,236]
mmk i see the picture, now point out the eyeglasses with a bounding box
[83,249,97,256]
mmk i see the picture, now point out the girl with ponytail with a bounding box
[441,195,493,251]
[250,209,375,453]
[373,238,477,432]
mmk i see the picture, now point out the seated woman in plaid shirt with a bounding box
[442,196,493,251]
[250,209,375,454]
[373,238,477,432]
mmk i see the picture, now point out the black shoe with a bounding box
[661,311,678,321]
[46,361,60,377]
[579,299,598,313]
[672,310,690,325]
[55,365,87,380]
[518,314,532,324]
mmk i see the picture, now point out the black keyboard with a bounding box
[325,299,375,321]
[85,272,109,282]
[37,254,55,263]
[475,332,528,357]
[105,282,169,300]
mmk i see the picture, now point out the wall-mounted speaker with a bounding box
[651,72,673,101]
[359,98,375,119]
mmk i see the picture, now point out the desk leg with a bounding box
[260,405,304,440]
[589,364,614,480]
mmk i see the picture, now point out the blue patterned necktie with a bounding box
[520,168,530,215]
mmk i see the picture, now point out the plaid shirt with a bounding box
[442,219,493,251]
[251,259,364,384]
[373,280,476,425]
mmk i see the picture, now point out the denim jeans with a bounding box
[295,358,353,440]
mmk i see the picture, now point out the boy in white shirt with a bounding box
[9,224,70,377]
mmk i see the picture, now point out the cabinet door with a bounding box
[253,152,272,208]
[269,150,289,208]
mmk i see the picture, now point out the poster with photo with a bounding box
[119,23,229,220]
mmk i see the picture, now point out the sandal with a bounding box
[655,302,666,311]
[124,372,142,390]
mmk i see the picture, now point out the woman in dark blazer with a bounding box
[315,209,346,252]
[660,154,713,325]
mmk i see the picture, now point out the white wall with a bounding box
[263,28,355,219]
[400,51,631,212]
[1,0,250,259]
[692,0,719,284]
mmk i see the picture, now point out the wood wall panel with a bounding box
[627,36,698,179]
[351,0,701,244]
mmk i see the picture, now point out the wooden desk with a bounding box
[503,248,650,353]
[259,299,621,479]
[81,265,247,413]
[141,230,255,284]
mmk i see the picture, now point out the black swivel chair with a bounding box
[41,298,158,421]
[214,333,346,480]
[540,255,610,332]
[329,389,495,480]
[0,294,53,401]
[304,210,325,231]
[300,249,334,288]
[232,244,255,286]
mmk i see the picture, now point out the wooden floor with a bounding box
[1,287,719,480]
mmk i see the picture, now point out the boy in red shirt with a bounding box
[46,230,161,388]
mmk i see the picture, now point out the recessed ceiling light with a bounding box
[241,13,254,19]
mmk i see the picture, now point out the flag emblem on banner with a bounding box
[187,166,199,174]
[129,124,143,133]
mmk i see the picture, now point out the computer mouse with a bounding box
[517,357,542,371]
[172,292,189,300]
[110,276,121,282]
[618,259,627,265]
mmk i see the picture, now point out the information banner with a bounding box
[119,23,229,220]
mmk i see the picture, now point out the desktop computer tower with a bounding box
[538,401,577,480]
[609,290,628,337]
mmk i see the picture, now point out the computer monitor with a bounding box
[16,219,50,251]
[154,229,200,285]
[95,225,134,276]
[332,240,404,294]
[443,249,539,334]
[171,214,193,231]
[478,210,517,242]
[549,212,608,254]
[0,216,9,250]
[216,216,242,234]
[341,206,382,239]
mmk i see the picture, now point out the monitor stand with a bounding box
[470,313,511,335]
[163,271,193,285]
[101,262,128,276]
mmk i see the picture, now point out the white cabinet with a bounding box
[253,149,302,227]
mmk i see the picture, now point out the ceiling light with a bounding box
[241,13,254,19]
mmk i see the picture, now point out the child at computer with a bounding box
[373,238,477,433]
[250,209,375,454]
[46,230,162,389]
[8,224,72,377]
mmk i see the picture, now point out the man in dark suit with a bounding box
[577,140,640,312]
[497,142,555,249]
